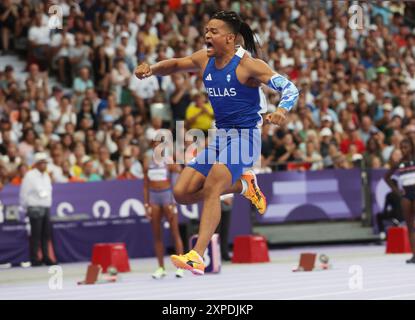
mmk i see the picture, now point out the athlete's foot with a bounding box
[175,268,185,278]
[241,170,267,214]
[406,255,415,264]
[152,267,167,279]
[171,250,205,275]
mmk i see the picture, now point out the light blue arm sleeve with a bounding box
[267,74,299,112]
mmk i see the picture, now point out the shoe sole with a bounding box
[171,255,204,275]
[243,170,267,214]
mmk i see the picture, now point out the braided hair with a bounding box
[211,11,258,56]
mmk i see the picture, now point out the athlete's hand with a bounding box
[135,63,153,79]
[265,108,288,126]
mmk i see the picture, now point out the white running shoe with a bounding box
[175,268,185,278]
[152,267,166,279]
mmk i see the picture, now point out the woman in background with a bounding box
[385,138,415,263]
[143,138,184,279]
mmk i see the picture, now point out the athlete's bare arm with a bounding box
[385,164,402,196]
[135,49,209,79]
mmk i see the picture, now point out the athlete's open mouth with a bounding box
[206,42,213,49]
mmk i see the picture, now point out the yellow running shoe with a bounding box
[241,170,267,214]
[171,250,205,275]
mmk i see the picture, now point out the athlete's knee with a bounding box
[173,185,193,204]
[203,179,227,198]
[173,185,185,203]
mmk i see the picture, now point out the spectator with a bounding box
[170,73,192,122]
[73,67,94,106]
[51,24,76,86]
[10,163,28,186]
[28,13,50,71]
[70,142,86,178]
[96,146,115,178]
[80,159,102,182]
[272,132,298,170]
[85,88,107,117]
[39,120,60,149]
[117,150,138,180]
[100,93,122,123]
[364,136,384,168]
[47,86,64,122]
[304,141,323,170]
[2,143,22,177]
[26,63,49,100]
[61,159,84,183]
[93,45,112,96]
[0,0,18,53]
[128,64,160,117]
[185,92,214,132]
[68,33,92,77]
[340,125,366,155]
[18,129,37,165]
[19,152,56,266]
[48,146,68,183]
[111,58,131,104]
[359,115,379,144]
[55,95,77,135]
[77,98,97,131]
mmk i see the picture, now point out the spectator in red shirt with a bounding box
[117,150,138,180]
[340,125,366,155]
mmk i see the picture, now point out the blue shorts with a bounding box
[187,128,261,184]
[149,188,174,206]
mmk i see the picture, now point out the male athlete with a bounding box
[135,11,299,275]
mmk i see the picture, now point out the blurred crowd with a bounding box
[0,0,415,187]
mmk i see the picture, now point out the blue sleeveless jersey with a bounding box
[202,47,264,129]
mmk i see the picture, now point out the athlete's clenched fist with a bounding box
[265,107,288,126]
[135,63,153,79]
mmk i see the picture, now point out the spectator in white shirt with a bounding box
[19,152,56,266]
[119,31,137,66]
[405,63,415,92]
[47,86,64,122]
[55,95,77,135]
[111,58,131,104]
[50,25,75,85]
[26,63,49,100]
[129,71,159,119]
[28,13,51,71]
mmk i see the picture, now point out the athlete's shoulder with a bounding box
[239,54,273,76]
[190,49,209,68]
[240,54,277,84]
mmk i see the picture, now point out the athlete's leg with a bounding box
[174,165,243,205]
[173,167,206,204]
[163,204,184,256]
[193,163,233,256]
[401,198,415,263]
[149,205,165,268]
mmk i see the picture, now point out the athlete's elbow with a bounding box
[280,84,299,112]
[290,83,299,100]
